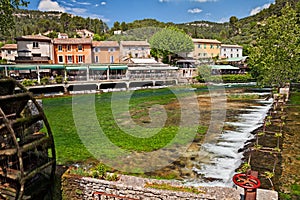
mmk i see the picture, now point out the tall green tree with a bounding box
[149,27,194,63]
[0,0,28,33]
[248,4,300,87]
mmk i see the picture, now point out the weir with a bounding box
[187,93,273,187]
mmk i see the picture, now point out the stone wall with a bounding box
[61,171,240,200]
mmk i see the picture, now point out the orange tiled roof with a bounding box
[221,44,242,48]
[0,44,17,50]
[192,38,221,44]
[120,41,150,46]
[92,41,119,47]
[53,38,92,44]
[16,35,52,41]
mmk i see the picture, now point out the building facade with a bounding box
[15,35,53,64]
[119,41,151,62]
[92,41,120,64]
[53,38,92,64]
[192,39,221,59]
[220,44,243,58]
[0,44,18,62]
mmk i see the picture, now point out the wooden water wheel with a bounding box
[0,78,56,200]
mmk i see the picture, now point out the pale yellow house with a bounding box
[92,41,120,64]
[192,39,221,59]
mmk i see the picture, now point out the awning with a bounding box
[14,66,37,70]
[110,65,128,70]
[89,66,108,71]
[210,65,239,70]
[66,66,87,71]
[39,65,65,69]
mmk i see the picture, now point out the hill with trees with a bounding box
[0,0,298,47]
[0,9,109,42]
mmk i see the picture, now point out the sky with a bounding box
[23,0,276,27]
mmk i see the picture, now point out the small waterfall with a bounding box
[186,97,273,187]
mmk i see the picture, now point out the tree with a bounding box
[0,0,28,33]
[149,27,194,63]
[248,4,300,87]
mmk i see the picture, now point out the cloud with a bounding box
[38,0,65,12]
[65,7,87,14]
[101,1,106,5]
[77,2,92,5]
[188,8,202,14]
[250,3,271,15]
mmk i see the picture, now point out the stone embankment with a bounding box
[62,172,278,200]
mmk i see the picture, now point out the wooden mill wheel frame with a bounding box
[0,78,56,200]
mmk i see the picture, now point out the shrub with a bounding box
[41,76,50,85]
[55,75,63,84]
[22,79,36,86]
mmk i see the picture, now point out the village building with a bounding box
[15,35,53,64]
[0,44,18,62]
[92,41,120,64]
[192,39,221,60]
[119,41,151,63]
[76,29,94,38]
[220,44,243,59]
[53,38,92,64]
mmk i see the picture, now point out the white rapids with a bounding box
[185,98,273,187]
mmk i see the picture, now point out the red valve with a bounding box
[233,173,261,189]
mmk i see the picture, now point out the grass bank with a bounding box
[43,87,207,165]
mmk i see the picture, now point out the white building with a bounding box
[119,41,151,62]
[220,44,243,59]
[15,35,53,63]
[0,44,18,62]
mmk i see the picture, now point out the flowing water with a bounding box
[187,98,273,187]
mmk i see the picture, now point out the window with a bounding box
[110,55,114,63]
[210,44,214,49]
[237,54,239,57]
[67,45,72,51]
[237,49,239,52]
[58,45,62,52]
[33,42,39,48]
[198,44,201,48]
[78,45,83,52]
[7,50,11,54]
[224,54,226,57]
[230,54,233,58]
[108,48,115,52]
[204,44,206,49]
[78,55,83,63]
[94,47,100,52]
[203,53,207,57]
[231,49,233,52]
[67,55,73,63]
[95,56,99,63]
[58,55,63,63]
[198,53,201,56]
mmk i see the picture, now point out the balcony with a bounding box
[15,56,51,64]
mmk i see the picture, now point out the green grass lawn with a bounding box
[43,87,207,165]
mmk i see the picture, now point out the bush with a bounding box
[195,73,255,83]
[41,76,50,85]
[22,79,37,86]
[55,75,63,84]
